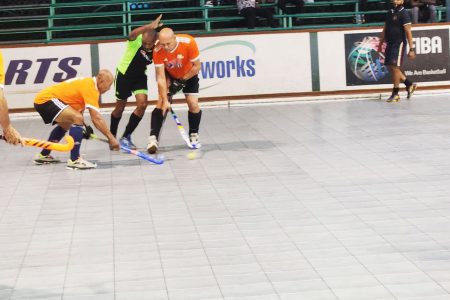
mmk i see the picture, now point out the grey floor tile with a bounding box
[115,291,168,300]
[385,282,449,298]
[279,290,338,300]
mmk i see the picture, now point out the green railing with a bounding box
[0,0,399,45]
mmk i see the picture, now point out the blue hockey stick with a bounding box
[90,134,164,165]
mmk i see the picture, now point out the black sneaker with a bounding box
[33,154,60,165]
[406,84,417,99]
[386,94,400,102]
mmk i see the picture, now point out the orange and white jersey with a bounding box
[34,77,100,112]
[0,50,5,89]
[153,34,200,79]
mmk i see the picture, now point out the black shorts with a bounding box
[169,74,200,95]
[384,40,406,67]
[115,71,148,101]
[34,98,68,125]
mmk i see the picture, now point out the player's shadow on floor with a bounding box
[94,154,173,169]
[93,140,276,168]
[160,140,278,153]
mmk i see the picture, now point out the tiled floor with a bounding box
[1,94,450,300]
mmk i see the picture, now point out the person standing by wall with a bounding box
[378,0,417,102]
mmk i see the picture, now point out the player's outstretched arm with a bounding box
[0,89,23,145]
[88,108,119,150]
[128,14,162,41]
[155,66,170,112]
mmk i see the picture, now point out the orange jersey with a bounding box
[34,77,100,112]
[0,50,5,89]
[153,34,200,79]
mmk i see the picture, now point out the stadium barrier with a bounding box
[3,24,450,110]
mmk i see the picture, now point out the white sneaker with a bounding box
[189,133,202,148]
[204,0,214,7]
[147,135,158,154]
[66,157,97,170]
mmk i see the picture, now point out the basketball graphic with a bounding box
[347,36,388,82]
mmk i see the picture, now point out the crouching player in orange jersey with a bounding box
[33,70,120,169]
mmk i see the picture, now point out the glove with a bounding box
[169,79,186,96]
[82,124,94,140]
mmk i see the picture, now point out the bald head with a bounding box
[142,29,157,51]
[96,69,113,94]
[158,27,177,52]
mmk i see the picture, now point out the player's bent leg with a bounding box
[111,100,126,137]
[34,125,67,165]
[66,124,97,170]
[148,107,164,154]
[54,106,84,125]
[406,83,417,99]
[54,109,95,169]
[133,92,148,118]
[186,95,202,148]
[386,66,401,102]
[402,74,417,100]
[120,93,147,150]
[33,103,73,165]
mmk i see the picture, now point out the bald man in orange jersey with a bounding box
[34,70,119,169]
[147,27,202,154]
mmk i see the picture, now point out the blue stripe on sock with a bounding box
[69,125,84,161]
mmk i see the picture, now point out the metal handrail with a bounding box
[0,0,393,45]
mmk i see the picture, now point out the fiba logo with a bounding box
[348,36,388,82]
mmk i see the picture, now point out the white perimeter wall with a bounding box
[2,24,450,109]
[98,32,312,103]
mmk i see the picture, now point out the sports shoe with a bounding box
[204,0,214,7]
[147,135,158,154]
[119,135,137,150]
[33,153,60,165]
[406,83,417,99]
[189,133,202,148]
[66,157,97,170]
[386,94,400,102]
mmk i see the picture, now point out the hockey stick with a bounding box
[163,93,199,149]
[89,134,164,165]
[0,134,74,152]
[168,106,199,149]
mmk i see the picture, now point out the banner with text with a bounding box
[345,28,450,86]
[98,32,312,103]
[1,45,92,109]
